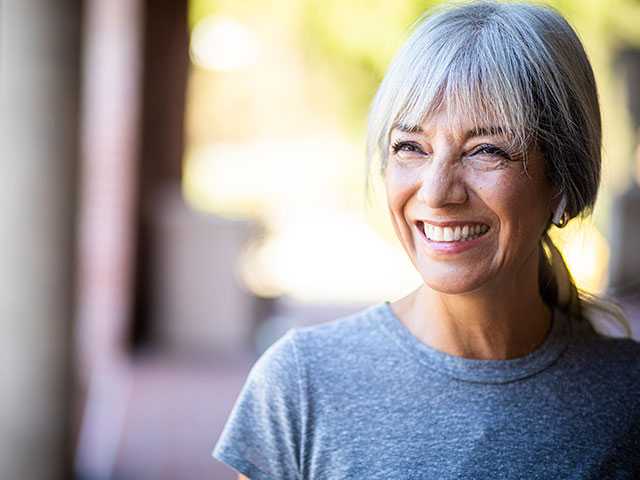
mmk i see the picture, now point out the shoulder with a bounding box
[245,329,300,397]
[566,318,640,396]
[295,303,383,341]
[291,303,388,362]
[570,317,640,367]
[249,303,385,384]
[213,332,301,478]
[588,335,640,380]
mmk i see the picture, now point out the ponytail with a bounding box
[539,233,631,338]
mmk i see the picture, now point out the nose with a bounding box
[416,155,468,208]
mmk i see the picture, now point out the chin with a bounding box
[422,277,486,295]
[415,259,494,295]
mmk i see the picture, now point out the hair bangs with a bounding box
[368,5,551,176]
[380,37,537,173]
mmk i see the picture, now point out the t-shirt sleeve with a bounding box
[212,329,303,480]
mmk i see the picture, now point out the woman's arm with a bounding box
[238,475,249,480]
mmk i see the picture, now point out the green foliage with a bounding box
[297,0,439,131]
[189,0,217,29]
[294,0,640,133]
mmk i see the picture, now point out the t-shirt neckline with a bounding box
[375,301,570,384]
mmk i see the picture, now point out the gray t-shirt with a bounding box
[213,302,640,479]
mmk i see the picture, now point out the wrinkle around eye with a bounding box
[463,154,510,171]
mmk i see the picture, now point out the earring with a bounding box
[552,195,569,228]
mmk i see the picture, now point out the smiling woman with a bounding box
[212,1,640,478]
[384,111,554,310]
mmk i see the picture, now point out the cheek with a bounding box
[384,168,421,254]
[384,168,417,216]
[475,172,550,249]
[470,173,520,212]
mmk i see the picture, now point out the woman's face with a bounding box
[385,109,555,295]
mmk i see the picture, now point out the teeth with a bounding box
[423,222,489,242]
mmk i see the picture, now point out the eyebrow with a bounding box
[466,126,508,139]
[392,124,509,139]
[393,123,424,134]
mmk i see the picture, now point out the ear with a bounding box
[549,187,565,217]
[551,194,567,225]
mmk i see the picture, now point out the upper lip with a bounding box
[417,219,489,227]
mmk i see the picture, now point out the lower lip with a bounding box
[416,224,490,255]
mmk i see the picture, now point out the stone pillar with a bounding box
[73,0,143,477]
[0,1,82,478]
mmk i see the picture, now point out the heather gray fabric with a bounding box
[212,303,640,479]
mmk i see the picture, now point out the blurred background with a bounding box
[2,0,640,478]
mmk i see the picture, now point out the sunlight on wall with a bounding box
[550,222,611,294]
[183,135,362,217]
[182,135,420,304]
[190,16,259,72]
[238,210,421,303]
[183,7,421,305]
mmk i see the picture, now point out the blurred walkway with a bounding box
[109,300,363,479]
[113,352,254,480]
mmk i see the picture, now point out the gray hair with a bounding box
[367,0,600,220]
[367,0,630,336]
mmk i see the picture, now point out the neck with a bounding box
[392,254,552,360]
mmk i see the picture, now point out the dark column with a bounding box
[617,47,640,133]
[132,0,190,347]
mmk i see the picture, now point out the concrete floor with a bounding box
[113,351,255,480]
[88,301,364,480]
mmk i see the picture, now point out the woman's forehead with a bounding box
[391,118,514,142]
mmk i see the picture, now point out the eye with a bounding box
[470,143,511,159]
[391,140,426,155]
[466,143,512,169]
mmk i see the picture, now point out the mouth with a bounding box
[417,221,490,243]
